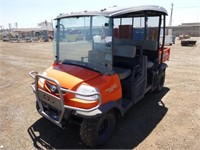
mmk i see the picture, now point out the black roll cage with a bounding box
[54,8,167,65]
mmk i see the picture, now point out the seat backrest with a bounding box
[143,40,158,51]
[114,45,136,58]
[93,43,106,51]
[114,38,135,46]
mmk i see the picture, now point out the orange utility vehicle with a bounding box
[29,5,170,147]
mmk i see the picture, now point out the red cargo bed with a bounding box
[159,47,170,63]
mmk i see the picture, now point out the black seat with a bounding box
[113,44,137,79]
[114,67,132,80]
[142,40,158,68]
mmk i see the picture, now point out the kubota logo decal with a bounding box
[105,84,117,93]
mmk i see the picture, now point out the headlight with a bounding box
[39,71,47,87]
[75,85,99,101]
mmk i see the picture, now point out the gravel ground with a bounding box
[0,38,200,149]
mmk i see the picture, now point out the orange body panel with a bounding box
[46,63,100,88]
[159,47,170,63]
[86,74,122,105]
[43,63,122,109]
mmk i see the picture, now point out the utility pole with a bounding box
[8,23,12,30]
[15,22,18,29]
[169,3,173,26]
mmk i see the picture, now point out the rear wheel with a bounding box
[80,111,116,148]
[155,71,165,92]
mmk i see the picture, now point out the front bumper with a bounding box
[29,71,102,128]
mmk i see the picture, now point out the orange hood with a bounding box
[45,64,100,90]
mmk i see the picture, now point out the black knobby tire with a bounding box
[80,111,116,148]
[155,71,165,92]
[36,101,40,112]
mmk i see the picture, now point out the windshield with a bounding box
[54,16,113,74]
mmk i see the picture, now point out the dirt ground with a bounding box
[0,38,200,149]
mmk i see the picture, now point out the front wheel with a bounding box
[80,111,116,148]
[36,101,40,112]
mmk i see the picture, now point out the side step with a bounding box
[145,84,152,94]
[122,98,132,108]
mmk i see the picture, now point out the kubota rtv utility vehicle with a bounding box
[29,5,170,147]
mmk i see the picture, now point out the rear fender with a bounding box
[160,63,167,75]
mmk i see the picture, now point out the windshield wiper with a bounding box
[62,60,101,73]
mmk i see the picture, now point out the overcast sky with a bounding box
[1,0,200,29]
